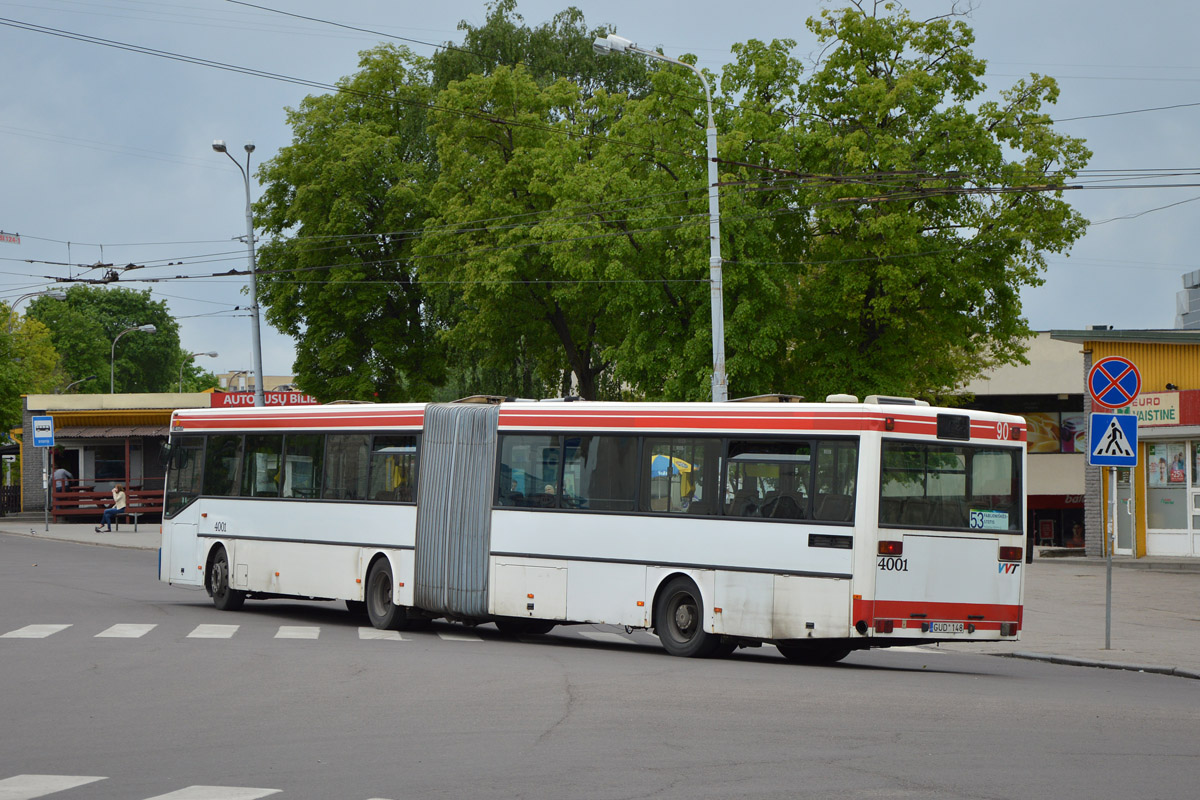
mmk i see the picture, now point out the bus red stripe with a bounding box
[854,598,1022,628]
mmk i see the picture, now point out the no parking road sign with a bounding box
[1088,356,1141,409]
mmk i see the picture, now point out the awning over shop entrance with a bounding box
[54,425,167,438]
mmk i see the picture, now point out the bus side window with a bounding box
[324,434,370,501]
[643,437,719,515]
[241,435,284,498]
[203,434,244,497]
[498,435,561,508]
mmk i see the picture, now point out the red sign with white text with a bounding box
[209,391,320,408]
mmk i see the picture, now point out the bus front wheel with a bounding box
[210,547,245,611]
[655,577,718,658]
[366,558,411,631]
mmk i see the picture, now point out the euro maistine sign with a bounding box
[210,391,320,408]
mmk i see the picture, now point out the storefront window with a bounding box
[1146,441,1187,530]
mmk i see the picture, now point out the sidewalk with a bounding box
[2,518,1197,678]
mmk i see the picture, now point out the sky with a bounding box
[2,0,1198,382]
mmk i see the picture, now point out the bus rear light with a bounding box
[999,546,1023,562]
[1000,622,1018,637]
[875,619,894,634]
[878,541,903,556]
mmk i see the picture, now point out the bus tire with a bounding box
[210,547,245,611]
[776,643,851,665]
[494,617,555,636]
[365,558,410,631]
[655,576,717,658]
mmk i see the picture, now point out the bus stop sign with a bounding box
[32,416,54,448]
[1088,356,1141,409]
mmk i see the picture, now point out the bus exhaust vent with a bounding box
[730,394,806,403]
[825,394,858,404]
[864,395,929,406]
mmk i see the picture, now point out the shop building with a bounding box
[1051,329,1200,558]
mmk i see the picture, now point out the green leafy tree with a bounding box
[256,2,1089,403]
[0,306,63,436]
[765,2,1090,398]
[26,286,183,393]
[254,44,442,403]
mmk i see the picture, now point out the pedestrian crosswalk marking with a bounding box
[435,629,481,641]
[187,624,239,639]
[96,624,157,638]
[0,773,105,799]
[358,627,405,640]
[0,625,71,639]
[142,786,281,800]
[274,626,319,639]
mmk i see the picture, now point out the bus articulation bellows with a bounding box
[159,395,1026,662]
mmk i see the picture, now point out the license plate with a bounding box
[929,622,964,634]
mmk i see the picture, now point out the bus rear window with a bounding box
[880,441,1021,532]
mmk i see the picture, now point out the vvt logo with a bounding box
[998,563,1020,574]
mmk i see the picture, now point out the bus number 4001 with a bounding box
[878,557,908,572]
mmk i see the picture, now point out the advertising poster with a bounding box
[1148,442,1187,487]
[1059,412,1086,454]
[1023,412,1060,454]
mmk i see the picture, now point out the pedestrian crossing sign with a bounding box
[1088,412,1138,467]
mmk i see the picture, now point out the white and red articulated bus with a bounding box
[160,395,1026,662]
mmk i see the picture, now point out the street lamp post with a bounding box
[110,324,157,393]
[212,139,266,408]
[58,375,97,394]
[179,351,219,392]
[6,289,67,331]
[593,33,728,402]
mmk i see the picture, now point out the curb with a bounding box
[1005,651,1200,680]
[0,529,158,552]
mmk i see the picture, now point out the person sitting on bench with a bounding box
[95,484,126,533]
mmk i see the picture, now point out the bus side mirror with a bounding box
[158,442,173,468]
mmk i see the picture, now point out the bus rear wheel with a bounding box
[210,547,244,611]
[655,577,718,658]
[366,558,410,631]
[776,643,851,665]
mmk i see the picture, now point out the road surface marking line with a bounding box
[580,631,633,645]
[141,786,281,800]
[0,774,106,799]
[436,630,481,641]
[274,626,320,639]
[95,624,157,638]
[0,625,71,639]
[358,627,404,640]
[186,624,239,639]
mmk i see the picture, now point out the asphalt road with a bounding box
[1,533,1197,800]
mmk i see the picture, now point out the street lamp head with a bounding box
[212,139,228,153]
[139,324,157,333]
[204,351,218,358]
[244,142,255,154]
[593,33,634,56]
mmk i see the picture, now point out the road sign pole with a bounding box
[42,447,49,533]
[1105,467,1114,650]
